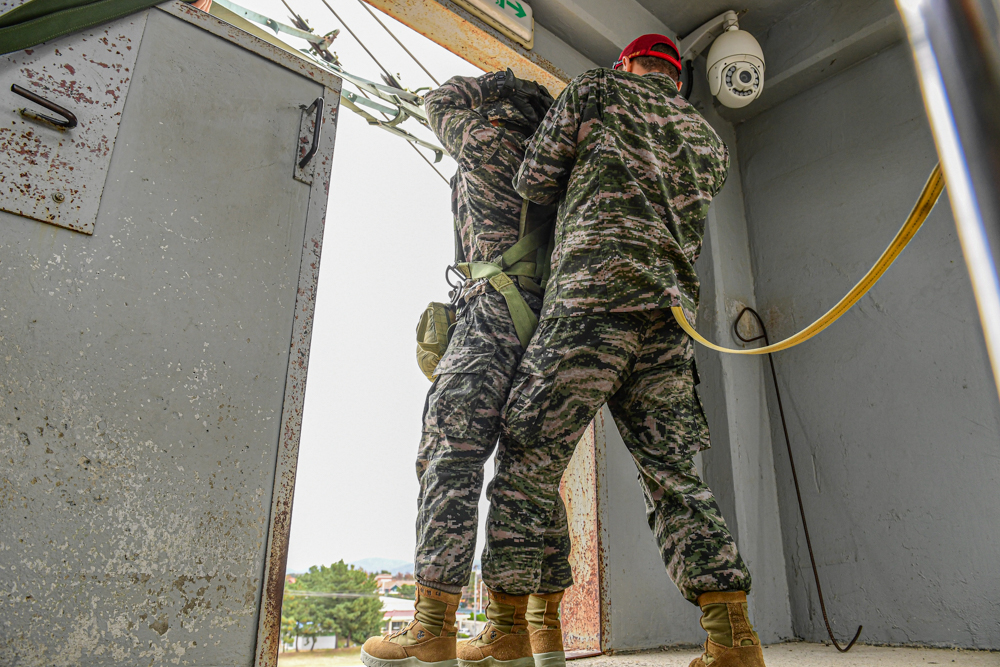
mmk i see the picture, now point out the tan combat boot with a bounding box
[526,591,565,667]
[689,591,765,667]
[457,589,533,667]
[362,584,461,667]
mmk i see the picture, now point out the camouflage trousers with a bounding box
[414,288,574,595]
[483,309,752,602]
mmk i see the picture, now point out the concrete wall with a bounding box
[598,406,703,649]
[596,12,1000,651]
[692,72,794,646]
[735,42,1000,648]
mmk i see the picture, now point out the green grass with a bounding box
[278,645,364,667]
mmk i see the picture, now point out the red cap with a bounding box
[613,34,682,73]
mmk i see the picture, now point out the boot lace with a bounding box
[387,620,418,640]
[472,621,501,644]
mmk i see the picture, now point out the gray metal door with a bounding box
[0,6,338,664]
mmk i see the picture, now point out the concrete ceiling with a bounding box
[519,0,903,124]
[633,0,810,39]
[526,0,674,70]
[361,0,900,108]
[527,0,810,68]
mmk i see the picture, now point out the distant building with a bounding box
[458,619,487,638]
[378,595,479,636]
[380,595,416,634]
[460,571,486,613]
[374,573,392,591]
[376,572,416,596]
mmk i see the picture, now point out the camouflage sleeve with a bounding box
[423,75,503,173]
[514,71,598,205]
[713,141,731,196]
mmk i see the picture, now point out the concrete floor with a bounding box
[578,644,1000,667]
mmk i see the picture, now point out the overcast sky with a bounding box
[236,0,486,573]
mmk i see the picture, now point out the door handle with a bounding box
[298,97,324,169]
[11,84,78,130]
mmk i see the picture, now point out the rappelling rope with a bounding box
[673,163,946,354]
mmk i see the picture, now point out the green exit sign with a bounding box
[454,0,534,48]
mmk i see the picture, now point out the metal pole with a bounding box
[895,0,1000,401]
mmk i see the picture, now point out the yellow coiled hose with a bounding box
[673,164,946,355]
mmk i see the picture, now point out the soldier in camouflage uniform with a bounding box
[362,72,573,667]
[481,36,768,667]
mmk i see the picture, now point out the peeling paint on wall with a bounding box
[559,421,602,653]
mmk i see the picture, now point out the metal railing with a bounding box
[896,0,1000,401]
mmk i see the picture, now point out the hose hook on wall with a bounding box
[734,306,863,653]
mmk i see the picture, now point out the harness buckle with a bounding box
[446,264,473,306]
[445,264,466,290]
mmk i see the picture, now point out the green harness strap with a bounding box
[457,208,553,349]
[499,224,553,274]
[0,0,189,56]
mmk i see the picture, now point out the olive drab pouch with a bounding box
[416,302,457,381]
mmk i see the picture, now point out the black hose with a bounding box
[733,306,862,653]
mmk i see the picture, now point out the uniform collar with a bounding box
[645,72,679,94]
[611,68,679,94]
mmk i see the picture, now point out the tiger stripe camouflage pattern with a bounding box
[485,310,751,601]
[425,75,549,268]
[480,68,750,602]
[414,76,571,594]
[416,290,573,594]
[514,69,729,322]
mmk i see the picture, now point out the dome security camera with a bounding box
[679,10,766,109]
[707,28,765,108]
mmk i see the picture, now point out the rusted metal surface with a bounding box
[253,84,341,667]
[0,13,147,235]
[0,8,338,664]
[361,0,570,93]
[593,409,613,652]
[559,418,604,653]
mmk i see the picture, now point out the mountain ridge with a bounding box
[349,557,414,575]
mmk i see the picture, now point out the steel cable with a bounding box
[317,0,392,79]
[355,0,440,86]
[733,306,863,653]
[314,0,449,185]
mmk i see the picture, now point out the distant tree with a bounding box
[331,594,384,645]
[394,584,416,600]
[281,561,384,649]
[280,615,300,651]
[300,613,337,651]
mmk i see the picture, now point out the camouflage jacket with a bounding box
[514,68,729,320]
[424,76,527,267]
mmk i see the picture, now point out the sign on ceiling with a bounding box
[453,0,534,49]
